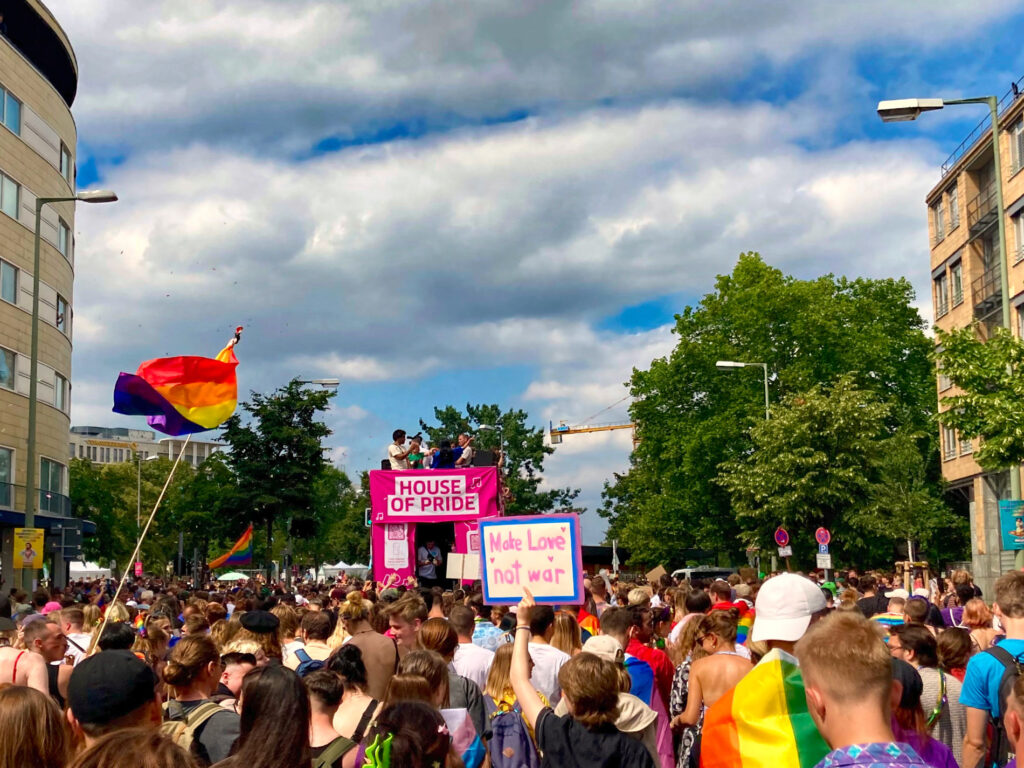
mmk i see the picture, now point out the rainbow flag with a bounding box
[209,525,253,570]
[736,611,754,645]
[112,328,242,436]
[700,649,828,768]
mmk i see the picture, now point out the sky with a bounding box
[51,0,1024,545]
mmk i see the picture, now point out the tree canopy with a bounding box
[601,252,950,568]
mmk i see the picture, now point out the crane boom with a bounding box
[549,421,637,448]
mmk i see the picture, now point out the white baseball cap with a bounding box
[751,573,828,643]
[885,588,910,600]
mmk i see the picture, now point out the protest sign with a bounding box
[369,468,501,523]
[480,514,582,605]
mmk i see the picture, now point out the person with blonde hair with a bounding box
[0,683,71,767]
[339,591,399,701]
[69,727,198,768]
[163,635,240,766]
[797,611,930,767]
[270,605,301,661]
[551,612,582,657]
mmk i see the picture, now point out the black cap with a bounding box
[891,657,923,709]
[68,650,158,725]
[239,610,279,634]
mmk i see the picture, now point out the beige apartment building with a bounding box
[0,1,88,583]
[928,84,1024,590]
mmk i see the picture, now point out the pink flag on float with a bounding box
[368,468,501,523]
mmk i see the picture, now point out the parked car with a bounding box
[670,566,736,582]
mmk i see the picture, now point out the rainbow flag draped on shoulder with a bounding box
[112,328,242,436]
[208,525,253,570]
[700,649,828,768]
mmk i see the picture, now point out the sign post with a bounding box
[815,527,832,579]
[774,527,792,571]
[479,513,583,605]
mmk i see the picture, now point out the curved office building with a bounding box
[0,0,80,580]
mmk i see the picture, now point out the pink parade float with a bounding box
[368,467,504,583]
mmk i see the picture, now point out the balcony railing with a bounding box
[935,296,950,318]
[967,183,999,237]
[972,267,1003,317]
[0,483,72,518]
[941,74,1024,177]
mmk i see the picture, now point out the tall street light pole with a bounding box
[715,361,770,421]
[877,95,1022,562]
[24,190,117,589]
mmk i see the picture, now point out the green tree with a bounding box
[292,464,369,569]
[70,458,125,565]
[935,326,1024,470]
[419,403,579,515]
[601,252,942,567]
[220,380,335,576]
[164,452,239,569]
[717,377,961,566]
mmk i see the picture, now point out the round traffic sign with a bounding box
[774,527,790,547]
[815,527,831,546]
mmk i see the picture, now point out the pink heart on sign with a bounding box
[547,555,554,562]
[560,527,566,533]
[489,558,495,564]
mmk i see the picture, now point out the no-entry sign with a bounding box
[815,527,831,546]
[774,527,790,547]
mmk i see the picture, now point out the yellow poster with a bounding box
[13,528,44,569]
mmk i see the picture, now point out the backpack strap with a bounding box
[985,645,1021,717]
[313,736,356,768]
[392,638,400,674]
[163,698,186,722]
[181,701,224,745]
[351,698,378,746]
[294,648,312,664]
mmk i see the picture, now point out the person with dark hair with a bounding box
[667,590,713,646]
[601,606,658,705]
[211,665,310,768]
[327,644,381,745]
[624,604,675,709]
[304,670,355,768]
[450,604,494,691]
[163,635,240,766]
[524,604,570,705]
[97,621,137,651]
[285,611,333,672]
[431,440,457,469]
[941,583,976,628]
[360,701,456,768]
[69,727,199,768]
[889,624,965,764]
[936,627,971,682]
[889,658,957,768]
[23,616,71,706]
[857,575,889,618]
[510,590,656,768]
[387,430,411,470]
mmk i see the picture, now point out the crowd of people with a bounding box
[387,429,479,470]
[0,565,1017,767]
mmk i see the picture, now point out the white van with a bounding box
[670,566,736,582]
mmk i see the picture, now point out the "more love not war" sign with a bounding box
[479,514,583,605]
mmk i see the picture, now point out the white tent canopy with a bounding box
[68,561,111,580]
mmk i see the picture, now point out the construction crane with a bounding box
[549,420,637,448]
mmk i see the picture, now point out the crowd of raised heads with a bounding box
[0,565,1021,768]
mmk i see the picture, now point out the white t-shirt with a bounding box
[529,642,570,705]
[66,631,93,666]
[453,642,494,691]
[282,638,304,662]
[456,444,474,466]
[388,443,409,470]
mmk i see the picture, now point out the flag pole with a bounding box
[88,434,192,655]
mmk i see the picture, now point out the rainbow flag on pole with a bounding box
[112,328,242,436]
[208,525,253,570]
[700,649,828,768]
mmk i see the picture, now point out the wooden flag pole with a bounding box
[88,434,192,655]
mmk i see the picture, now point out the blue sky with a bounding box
[51,0,1024,545]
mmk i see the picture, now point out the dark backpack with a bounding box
[982,645,1024,768]
[483,697,539,768]
[293,648,325,678]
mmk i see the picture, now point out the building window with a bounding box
[942,424,957,460]
[1016,213,1024,263]
[56,296,67,334]
[937,360,952,391]
[0,172,18,220]
[960,434,974,455]
[935,273,950,318]
[0,260,16,305]
[933,202,946,244]
[0,347,14,390]
[40,458,64,494]
[1013,118,1024,174]
[951,261,963,306]
[60,144,72,184]
[948,182,960,230]
[0,86,20,135]
[0,447,10,507]
[57,219,69,259]
[54,373,66,411]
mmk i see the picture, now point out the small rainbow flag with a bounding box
[736,611,754,645]
[112,329,242,436]
[700,649,828,768]
[209,525,253,570]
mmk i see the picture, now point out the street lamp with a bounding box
[716,360,770,421]
[477,423,504,468]
[878,93,1021,506]
[296,378,340,389]
[24,190,117,587]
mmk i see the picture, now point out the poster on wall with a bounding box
[13,528,44,568]
[384,524,408,569]
[479,513,583,605]
[1000,500,1024,550]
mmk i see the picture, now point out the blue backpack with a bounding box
[483,697,539,768]
[293,648,325,678]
